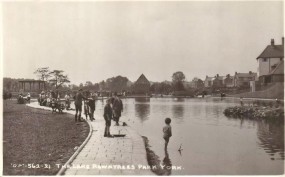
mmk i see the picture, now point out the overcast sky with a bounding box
[2,1,283,84]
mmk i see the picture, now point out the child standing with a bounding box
[163,118,172,149]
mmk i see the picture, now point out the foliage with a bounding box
[49,70,70,89]
[34,67,50,81]
[150,82,172,94]
[172,71,185,83]
[172,71,186,91]
[105,76,129,92]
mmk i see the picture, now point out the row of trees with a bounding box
[4,67,203,94]
[33,67,70,89]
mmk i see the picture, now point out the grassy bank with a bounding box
[3,100,89,175]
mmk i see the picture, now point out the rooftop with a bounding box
[257,38,284,59]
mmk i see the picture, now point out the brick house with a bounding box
[256,38,284,84]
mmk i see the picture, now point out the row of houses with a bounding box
[203,72,257,88]
[189,37,284,90]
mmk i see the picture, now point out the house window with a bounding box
[263,58,267,62]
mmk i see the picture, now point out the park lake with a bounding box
[77,97,284,175]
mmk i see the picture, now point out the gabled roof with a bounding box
[257,45,284,59]
[270,60,284,75]
[224,76,234,79]
[205,76,214,81]
[235,72,257,77]
[216,76,225,80]
[135,74,150,85]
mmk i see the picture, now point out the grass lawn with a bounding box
[3,100,90,175]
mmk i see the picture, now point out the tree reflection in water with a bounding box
[135,98,150,123]
[257,119,284,160]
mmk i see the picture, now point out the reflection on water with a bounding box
[93,98,284,175]
[162,149,172,175]
[134,98,150,123]
[257,120,284,160]
[171,105,184,121]
[135,104,150,123]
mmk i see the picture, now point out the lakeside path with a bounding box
[28,102,153,175]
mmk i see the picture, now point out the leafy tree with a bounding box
[49,70,70,89]
[85,81,93,87]
[172,71,185,83]
[172,71,186,91]
[99,80,106,91]
[105,76,129,92]
[34,67,50,81]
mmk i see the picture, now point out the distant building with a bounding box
[183,81,192,89]
[234,71,257,88]
[190,78,204,89]
[133,74,151,94]
[212,74,225,88]
[18,80,46,93]
[204,76,214,88]
[223,74,235,87]
[256,38,284,84]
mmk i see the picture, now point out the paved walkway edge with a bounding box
[25,102,93,176]
[56,120,93,176]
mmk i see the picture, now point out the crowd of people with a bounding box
[17,93,30,104]
[34,89,172,147]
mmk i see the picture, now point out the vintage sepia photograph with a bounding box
[1,0,284,176]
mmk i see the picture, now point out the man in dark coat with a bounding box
[74,89,86,122]
[112,92,123,126]
[104,99,113,137]
[88,94,96,121]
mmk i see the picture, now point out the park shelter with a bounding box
[18,80,46,93]
[133,74,150,94]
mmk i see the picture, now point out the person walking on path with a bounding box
[74,89,86,122]
[163,118,172,150]
[104,99,113,137]
[112,92,123,126]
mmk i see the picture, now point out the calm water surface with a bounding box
[93,97,284,175]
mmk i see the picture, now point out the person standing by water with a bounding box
[74,89,86,122]
[112,92,123,126]
[88,93,96,121]
[163,118,172,150]
[104,99,113,137]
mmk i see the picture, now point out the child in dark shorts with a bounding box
[163,118,172,149]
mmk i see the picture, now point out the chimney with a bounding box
[282,37,284,46]
[271,39,275,46]
[249,71,252,75]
